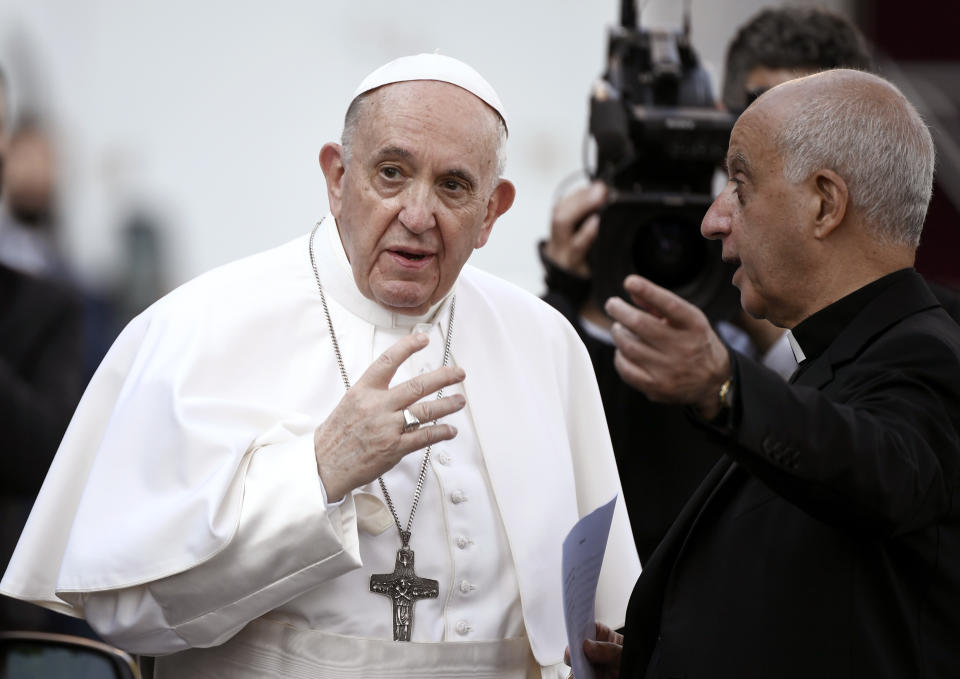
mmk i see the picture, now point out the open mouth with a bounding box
[394,249,427,261]
[387,248,434,267]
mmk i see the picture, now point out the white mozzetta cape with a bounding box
[1,219,639,670]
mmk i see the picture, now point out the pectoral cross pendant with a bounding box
[369,531,439,641]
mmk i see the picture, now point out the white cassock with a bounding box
[1,216,640,678]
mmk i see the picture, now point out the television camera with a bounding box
[587,0,738,320]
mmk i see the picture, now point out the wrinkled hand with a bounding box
[314,333,466,501]
[544,181,607,278]
[564,622,624,679]
[605,275,731,419]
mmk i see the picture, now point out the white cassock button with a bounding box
[450,490,467,504]
[459,580,474,594]
[437,452,451,465]
[455,621,472,636]
[413,323,432,335]
[455,536,470,549]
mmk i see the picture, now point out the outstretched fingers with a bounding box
[388,365,467,411]
[405,393,466,427]
[621,275,700,328]
[605,296,674,356]
[398,417,460,452]
[358,332,431,389]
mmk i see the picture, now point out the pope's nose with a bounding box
[398,185,438,233]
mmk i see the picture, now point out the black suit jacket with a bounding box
[620,270,960,678]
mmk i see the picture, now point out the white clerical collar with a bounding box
[785,329,806,364]
[315,214,452,329]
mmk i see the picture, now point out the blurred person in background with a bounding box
[0,109,138,381]
[540,5,878,565]
[0,63,89,637]
[0,113,64,278]
[721,4,873,113]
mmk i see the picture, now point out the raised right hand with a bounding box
[313,333,466,501]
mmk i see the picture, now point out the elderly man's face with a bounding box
[701,96,812,326]
[320,81,514,315]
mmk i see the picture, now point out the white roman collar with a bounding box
[314,214,452,330]
[785,329,806,364]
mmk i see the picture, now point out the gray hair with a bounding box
[341,88,508,186]
[773,70,934,247]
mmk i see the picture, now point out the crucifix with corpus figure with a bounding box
[370,531,439,641]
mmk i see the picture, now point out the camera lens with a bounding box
[589,198,740,322]
[631,215,707,290]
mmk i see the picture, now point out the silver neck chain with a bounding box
[308,220,456,539]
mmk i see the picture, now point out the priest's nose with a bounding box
[398,184,438,234]
[701,189,732,241]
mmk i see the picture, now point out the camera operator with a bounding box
[540,6,878,565]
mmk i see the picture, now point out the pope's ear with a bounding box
[475,179,516,249]
[811,167,849,240]
[319,143,346,217]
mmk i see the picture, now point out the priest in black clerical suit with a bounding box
[619,269,960,677]
[577,69,960,679]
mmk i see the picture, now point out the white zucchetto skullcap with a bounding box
[351,53,508,133]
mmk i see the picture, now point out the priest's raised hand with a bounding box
[605,274,731,419]
[314,332,466,502]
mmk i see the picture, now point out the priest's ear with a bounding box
[809,167,849,240]
[475,178,516,249]
[319,143,346,218]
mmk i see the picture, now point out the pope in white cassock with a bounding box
[0,54,640,678]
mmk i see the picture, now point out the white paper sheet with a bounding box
[562,495,617,679]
